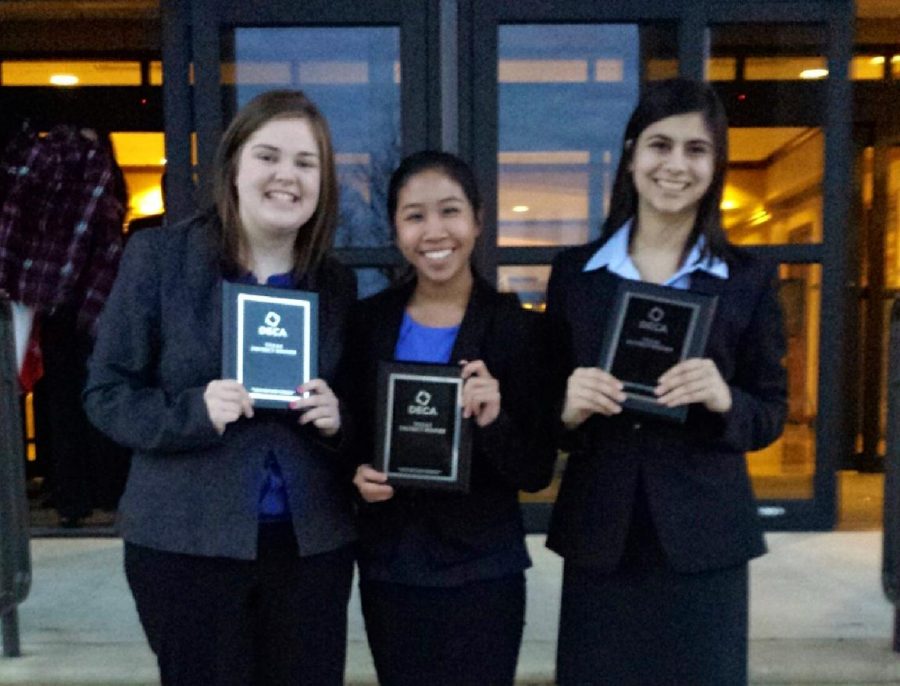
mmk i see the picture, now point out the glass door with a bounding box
[467,0,852,531]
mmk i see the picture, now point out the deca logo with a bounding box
[258,311,288,338]
[408,389,438,416]
[638,305,668,334]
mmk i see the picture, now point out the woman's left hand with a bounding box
[655,358,732,414]
[290,378,341,437]
[460,359,501,427]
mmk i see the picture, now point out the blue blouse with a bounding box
[394,311,460,363]
[234,270,294,523]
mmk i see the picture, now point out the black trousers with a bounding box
[124,524,354,686]
[360,573,525,686]
[38,307,130,518]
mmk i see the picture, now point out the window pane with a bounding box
[708,23,827,82]
[1,60,141,86]
[497,265,550,311]
[744,56,826,81]
[497,24,678,248]
[748,263,820,500]
[885,148,900,288]
[724,128,823,245]
[108,132,166,225]
[225,28,401,251]
[852,55,886,80]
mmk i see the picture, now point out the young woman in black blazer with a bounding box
[83,91,357,685]
[348,151,556,686]
[547,79,787,685]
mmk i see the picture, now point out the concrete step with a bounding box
[1,533,899,684]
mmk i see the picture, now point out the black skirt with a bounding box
[556,485,749,686]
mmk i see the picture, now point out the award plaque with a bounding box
[599,280,717,423]
[375,361,472,492]
[221,281,318,409]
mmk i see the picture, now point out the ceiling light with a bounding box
[799,68,828,80]
[720,200,738,211]
[512,205,529,213]
[49,74,79,86]
[870,56,886,65]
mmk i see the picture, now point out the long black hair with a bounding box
[600,78,731,261]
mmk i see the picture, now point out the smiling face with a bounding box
[630,111,715,225]
[234,116,321,244]
[394,169,480,289]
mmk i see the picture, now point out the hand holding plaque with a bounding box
[375,361,472,492]
[221,282,319,409]
[598,280,717,423]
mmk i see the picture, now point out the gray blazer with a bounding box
[84,215,357,559]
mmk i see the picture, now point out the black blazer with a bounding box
[545,241,787,573]
[344,276,556,568]
[84,215,358,560]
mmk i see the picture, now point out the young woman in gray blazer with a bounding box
[84,90,356,686]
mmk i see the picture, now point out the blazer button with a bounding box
[632,421,642,431]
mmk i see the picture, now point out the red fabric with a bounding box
[18,316,43,393]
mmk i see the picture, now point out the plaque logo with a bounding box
[408,389,438,416]
[639,305,668,334]
[258,311,288,338]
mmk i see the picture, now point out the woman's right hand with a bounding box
[353,464,395,503]
[203,379,254,434]
[561,367,626,429]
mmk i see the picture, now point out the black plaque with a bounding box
[599,280,717,423]
[375,361,472,492]
[221,281,318,409]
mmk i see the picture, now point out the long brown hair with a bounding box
[211,90,339,279]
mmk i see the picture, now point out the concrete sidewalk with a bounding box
[0,532,899,684]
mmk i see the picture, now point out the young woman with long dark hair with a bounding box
[547,78,787,685]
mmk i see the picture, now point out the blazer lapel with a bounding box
[571,267,621,367]
[376,279,415,361]
[183,218,224,357]
[449,277,494,364]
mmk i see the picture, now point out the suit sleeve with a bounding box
[708,259,788,453]
[544,250,588,454]
[474,304,557,493]
[83,231,223,454]
[336,299,376,468]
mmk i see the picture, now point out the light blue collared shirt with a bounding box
[583,220,729,289]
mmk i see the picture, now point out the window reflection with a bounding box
[497,23,678,249]
[225,27,401,265]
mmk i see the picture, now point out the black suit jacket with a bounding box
[344,276,556,568]
[545,241,787,573]
[84,215,357,559]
